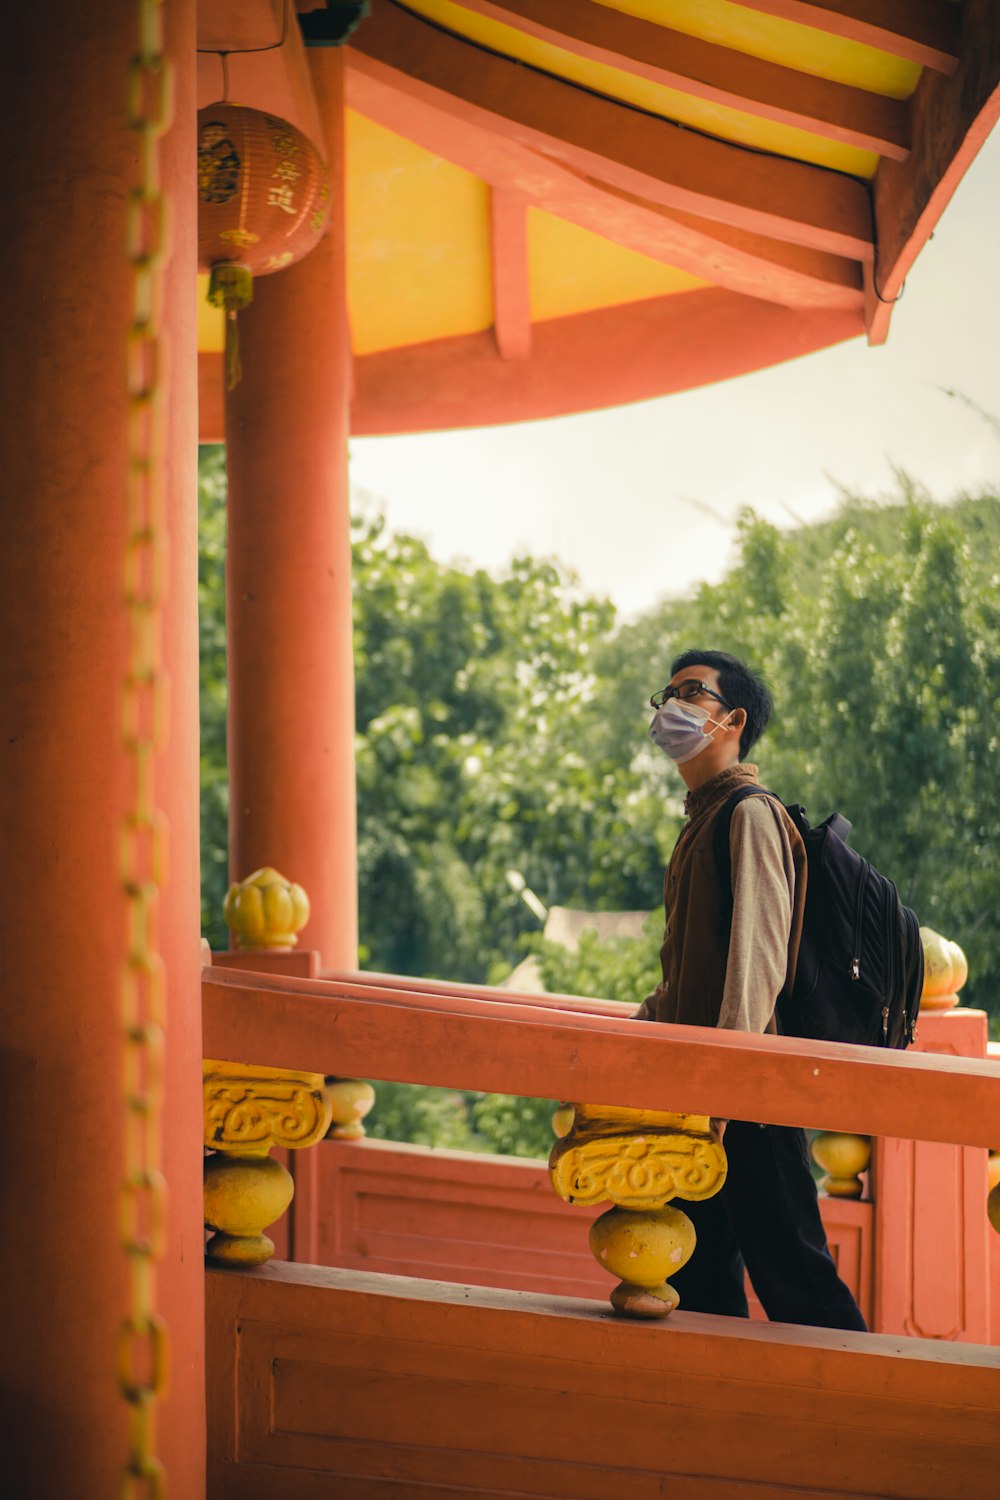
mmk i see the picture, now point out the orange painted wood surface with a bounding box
[223,49,358,967]
[199,342,225,443]
[350,291,861,434]
[301,1137,609,1299]
[198,287,861,441]
[198,289,861,441]
[348,54,865,311]
[992,1045,1000,1344]
[296,1135,874,1325]
[199,0,326,153]
[322,963,635,1015]
[2,2,206,1494]
[866,0,1000,342]
[873,1010,991,1343]
[203,968,1000,1148]
[348,3,873,261]
[744,1,960,73]
[207,1260,1000,1499]
[210,948,322,978]
[489,188,531,360]
[458,0,909,157]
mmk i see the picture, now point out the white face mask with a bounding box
[649,697,733,764]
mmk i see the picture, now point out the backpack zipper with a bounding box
[850,858,869,982]
[883,877,901,1046]
[905,905,920,1043]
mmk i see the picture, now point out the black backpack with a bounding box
[712,787,924,1048]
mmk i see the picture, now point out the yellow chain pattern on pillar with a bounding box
[118,2,173,1495]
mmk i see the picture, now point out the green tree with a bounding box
[602,487,1000,1020]
[535,914,662,1007]
[351,502,668,980]
[199,458,1000,1160]
[365,1082,481,1152]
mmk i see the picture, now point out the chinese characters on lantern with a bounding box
[266,115,301,216]
[197,102,331,386]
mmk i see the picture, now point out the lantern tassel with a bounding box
[207,263,254,390]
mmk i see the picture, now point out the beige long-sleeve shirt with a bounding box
[717,795,796,1032]
[634,765,806,1035]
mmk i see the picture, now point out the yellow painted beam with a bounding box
[595,0,921,97]
[345,111,493,355]
[402,0,882,174]
[528,210,705,323]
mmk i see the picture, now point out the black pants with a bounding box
[669,1119,868,1331]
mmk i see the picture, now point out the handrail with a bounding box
[202,967,1000,1149]
[319,965,633,1016]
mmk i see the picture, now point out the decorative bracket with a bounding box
[550,1102,727,1210]
[204,1061,332,1154]
[203,1060,332,1267]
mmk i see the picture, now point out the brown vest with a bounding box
[646,764,807,1030]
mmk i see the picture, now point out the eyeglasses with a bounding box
[650,679,732,711]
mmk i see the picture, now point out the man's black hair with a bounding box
[669,649,773,761]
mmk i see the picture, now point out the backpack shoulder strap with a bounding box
[711,785,783,900]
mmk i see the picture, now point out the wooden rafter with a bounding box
[447,0,908,159]
[489,189,532,360]
[348,290,861,434]
[347,57,863,311]
[865,0,1000,343]
[199,289,862,438]
[660,204,862,303]
[349,3,873,262]
[740,1,960,74]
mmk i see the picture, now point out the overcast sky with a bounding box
[350,130,1000,621]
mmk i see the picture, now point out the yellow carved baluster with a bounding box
[325,1077,376,1140]
[811,1131,871,1199]
[550,1103,727,1318]
[988,1151,1000,1196]
[203,1060,332,1266]
[988,1153,1000,1237]
[591,1205,697,1318]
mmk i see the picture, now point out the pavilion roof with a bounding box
[198,0,999,436]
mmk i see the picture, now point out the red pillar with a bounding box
[0,3,205,1495]
[224,51,358,968]
[872,1009,991,1342]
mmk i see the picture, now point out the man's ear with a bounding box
[728,707,747,737]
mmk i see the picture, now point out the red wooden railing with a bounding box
[205,963,995,1341]
[202,966,1000,1500]
[203,966,1000,1146]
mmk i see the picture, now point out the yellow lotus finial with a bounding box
[223,866,310,950]
[919,926,968,1011]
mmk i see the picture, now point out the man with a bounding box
[637,648,866,1331]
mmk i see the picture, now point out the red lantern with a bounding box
[197,104,330,386]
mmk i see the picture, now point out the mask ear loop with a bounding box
[703,710,732,737]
